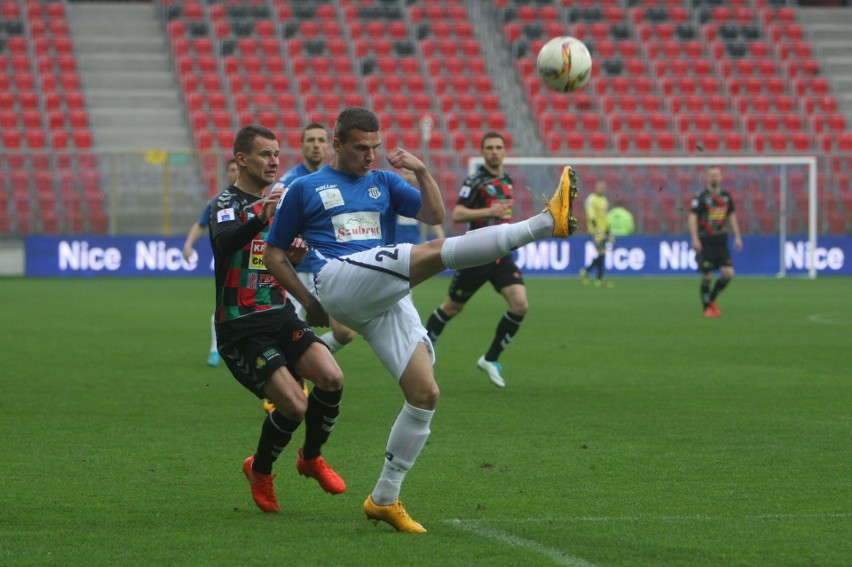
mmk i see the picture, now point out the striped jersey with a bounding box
[690,189,735,238]
[209,186,289,330]
[457,164,515,230]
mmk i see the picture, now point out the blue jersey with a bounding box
[266,165,422,272]
[395,215,421,244]
[198,198,215,227]
[273,162,319,273]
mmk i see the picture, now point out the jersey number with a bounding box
[374,247,399,262]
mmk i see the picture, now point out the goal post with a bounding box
[467,156,819,279]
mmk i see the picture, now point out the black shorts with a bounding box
[698,236,733,273]
[447,254,524,303]
[219,313,325,399]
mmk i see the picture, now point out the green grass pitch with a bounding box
[1,276,850,566]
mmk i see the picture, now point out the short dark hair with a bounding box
[301,122,327,142]
[334,107,379,143]
[233,124,277,157]
[480,131,506,149]
[225,158,237,167]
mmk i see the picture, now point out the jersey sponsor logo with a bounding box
[459,184,471,198]
[332,211,382,241]
[319,188,344,209]
[367,185,381,199]
[217,208,236,222]
[249,239,266,269]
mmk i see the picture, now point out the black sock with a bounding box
[701,280,711,309]
[485,312,524,361]
[253,409,300,475]
[426,308,451,343]
[710,277,729,301]
[596,253,606,279]
[301,386,343,461]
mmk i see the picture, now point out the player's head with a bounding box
[332,107,381,177]
[233,124,280,190]
[480,132,506,172]
[300,122,329,172]
[595,180,606,194]
[706,166,722,192]
[225,158,238,185]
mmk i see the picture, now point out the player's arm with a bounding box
[263,242,328,327]
[182,223,205,260]
[386,148,444,226]
[688,211,701,253]
[210,195,268,258]
[727,212,743,251]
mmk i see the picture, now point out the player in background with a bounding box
[209,125,347,514]
[607,198,635,238]
[182,158,238,366]
[579,179,614,287]
[424,132,523,388]
[263,108,580,532]
[688,165,743,318]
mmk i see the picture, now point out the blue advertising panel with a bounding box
[23,235,852,277]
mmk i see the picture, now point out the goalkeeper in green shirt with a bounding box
[580,180,614,287]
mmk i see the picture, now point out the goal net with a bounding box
[466,156,819,278]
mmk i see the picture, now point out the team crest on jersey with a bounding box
[217,208,235,222]
[319,187,344,209]
[367,185,381,199]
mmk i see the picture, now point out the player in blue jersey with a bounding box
[263,107,580,532]
[182,158,238,367]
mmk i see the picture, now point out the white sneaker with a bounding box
[477,356,506,388]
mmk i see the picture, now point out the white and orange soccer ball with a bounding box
[536,36,593,93]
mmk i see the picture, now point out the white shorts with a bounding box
[315,244,435,380]
[288,271,315,320]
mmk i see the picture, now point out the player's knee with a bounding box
[312,366,344,391]
[441,300,464,317]
[510,301,529,317]
[408,383,440,410]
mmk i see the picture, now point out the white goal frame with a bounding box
[468,156,818,279]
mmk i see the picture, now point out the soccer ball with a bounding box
[536,36,593,93]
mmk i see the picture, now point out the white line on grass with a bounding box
[473,511,852,524]
[807,314,851,326]
[443,519,597,567]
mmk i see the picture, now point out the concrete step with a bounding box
[83,71,176,90]
[95,127,190,151]
[90,109,184,129]
[86,89,183,109]
[78,53,171,74]
[799,7,852,25]
[75,36,167,56]
[817,41,851,59]
[824,59,852,76]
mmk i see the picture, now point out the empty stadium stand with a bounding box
[1,0,851,237]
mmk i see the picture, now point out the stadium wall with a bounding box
[20,235,852,277]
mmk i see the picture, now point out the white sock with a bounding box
[371,402,434,505]
[321,331,345,354]
[209,314,217,353]
[439,213,554,270]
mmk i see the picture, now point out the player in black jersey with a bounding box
[688,166,743,318]
[424,132,524,388]
[208,125,347,513]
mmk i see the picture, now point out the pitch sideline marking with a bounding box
[443,519,597,567]
[807,314,851,326]
[464,511,852,524]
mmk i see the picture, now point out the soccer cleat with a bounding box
[545,166,579,238]
[207,351,220,367]
[477,356,506,388]
[710,301,721,316]
[299,378,309,397]
[703,305,721,318]
[579,268,590,285]
[364,495,427,533]
[262,399,276,413]
[296,448,347,494]
[243,455,280,513]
